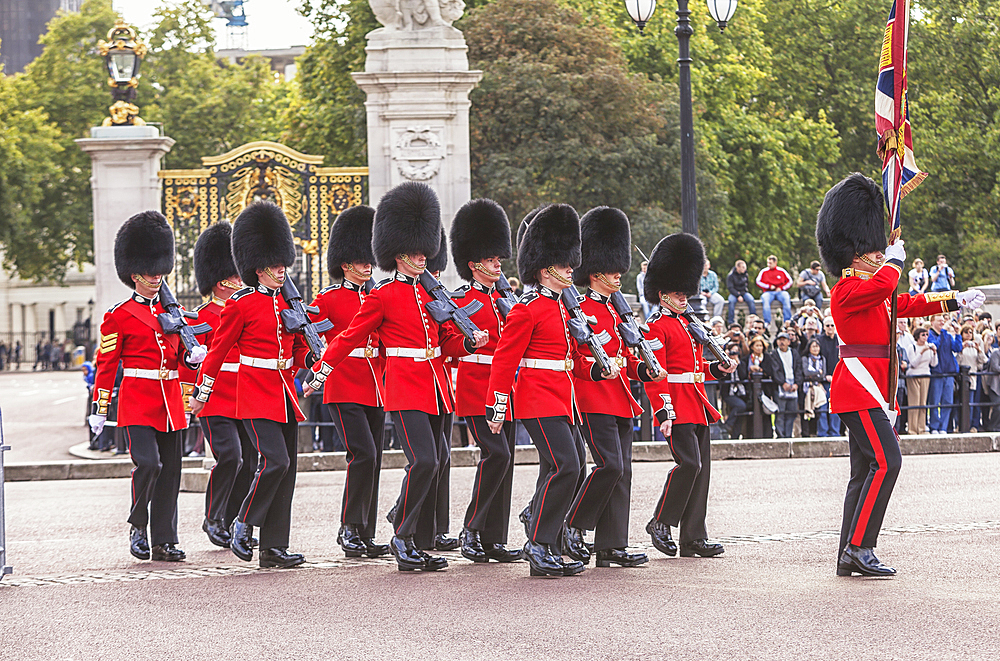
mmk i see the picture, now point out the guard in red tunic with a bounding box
[308,204,389,559]
[564,207,667,568]
[448,198,522,564]
[816,173,984,577]
[89,211,204,562]
[304,182,488,572]
[487,204,614,578]
[642,233,737,559]
[192,201,312,569]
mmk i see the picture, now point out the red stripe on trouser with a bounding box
[531,421,559,542]
[396,414,414,534]
[243,420,265,520]
[335,405,353,523]
[851,409,888,546]
[466,420,487,526]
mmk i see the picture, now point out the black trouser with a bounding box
[435,412,453,534]
[200,416,252,523]
[464,417,515,545]
[567,413,633,551]
[522,417,583,546]
[390,408,447,549]
[652,423,711,544]
[124,425,182,547]
[225,422,258,529]
[239,398,298,550]
[839,408,902,553]
[329,402,385,537]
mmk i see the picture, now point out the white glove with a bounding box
[884,240,905,265]
[89,414,106,436]
[957,289,986,309]
[188,345,208,364]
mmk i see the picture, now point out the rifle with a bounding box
[279,279,334,363]
[561,285,613,374]
[681,307,734,370]
[494,271,520,319]
[608,290,662,375]
[419,271,483,343]
[157,282,211,354]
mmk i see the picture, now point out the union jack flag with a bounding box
[875,0,926,242]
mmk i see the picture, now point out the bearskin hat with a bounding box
[427,227,449,274]
[644,233,705,303]
[516,204,581,286]
[327,205,375,280]
[516,206,544,249]
[450,198,512,282]
[815,173,887,274]
[574,206,632,287]
[231,200,296,287]
[194,222,238,296]
[372,181,442,271]
[114,210,175,289]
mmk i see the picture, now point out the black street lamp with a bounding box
[97,20,147,126]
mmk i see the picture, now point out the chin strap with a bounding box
[133,274,159,290]
[659,294,686,313]
[397,254,426,272]
[220,279,242,290]
[473,262,501,278]
[546,266,573,285]
[263,267,286,285]
[345,263,372,279]
[856,253,883,268]
[594,273,622,291]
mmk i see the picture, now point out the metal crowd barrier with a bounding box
[0,406,13,580]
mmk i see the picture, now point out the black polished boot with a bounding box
[337,524,368,558]
[646,519,677,557]
[259,547,305,568]
[433,533,460,551]
[129,526,150,560]
[562,524,591,564]
[483,542,523,563]
[460,528,488,563]
[519,504,532,539]
[679,539,725,558]
[415,548,448,571]
[385,503,397,526]
[523,541,563,577]
[837,544,896,577]
[229,520,254,562]
[389,535,428,571]
[203,518,231,548]
[557,548,586,577]
[248,526,258,549]
[596,548,649,568]
[361,538,390,558]
[150,543,186,562]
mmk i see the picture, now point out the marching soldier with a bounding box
[449,199,522,564]
[564,207,666,568]
[308,205,389,559]
[89,211,205,562]
[304,182,487,572]
[815,173,984,576]
[642,233,737,559]
[192,201,312,569]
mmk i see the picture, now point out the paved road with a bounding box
[0,370,87,463]
[3,453,999,659]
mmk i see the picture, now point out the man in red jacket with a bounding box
[564,207,667,568]
[304,182,487,572]
[755,255,793,327]
[816,173,984,577]
[89,211,206,562]
[192,201,313,569]
[642,233,737,559]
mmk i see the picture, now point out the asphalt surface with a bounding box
[0,369,87,462]
[3,453,999,659]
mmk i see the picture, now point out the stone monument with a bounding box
[352,0,482,286]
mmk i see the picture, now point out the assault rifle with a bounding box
[608,291,662,375]
[681,307,734,370]
[280,279,334,363]
[494,271,520,318]
[419,271,483,344]
[157,282,211,354]
[561,285,613,375]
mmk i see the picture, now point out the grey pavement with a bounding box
[0,370,87,463]
[2,453,999,659]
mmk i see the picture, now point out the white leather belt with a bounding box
[123,368,178,380]
[667,372,705,384]
[240,356,293,370]
[385,347,441,361]
[348,347,379,359]
[583,356,627,368]
[519,357,573,372]
[220,362,240,373]
[459,354,493,365]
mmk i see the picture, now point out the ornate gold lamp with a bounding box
[97,20,148,126]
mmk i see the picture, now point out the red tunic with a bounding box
[309,280,384,408]
[197,284,311,423]
[642,309,721,426]
[92,293,188,432]
[830,260,958,414]
[310,272,472,415]
[453,280,509,418]
[572,290,644,419]
[183,298,241,419]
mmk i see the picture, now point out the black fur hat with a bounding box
[516,206,544,249]
[114,210,175,289]
[327,205,375,280]
[574,206,632,287]
[372,181,442,271]
[516,204,581,286]
[816,173,887,274]
[644,233,705,303]
[427,227,449,274]
[231,201,296,287]
[450,198,512,282]
[194,222,238,296]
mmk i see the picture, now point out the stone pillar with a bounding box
[352,25,482,288]
[76,126,174,322]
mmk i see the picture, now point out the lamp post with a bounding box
[97,20,147,126]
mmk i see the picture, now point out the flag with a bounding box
[875,0,926,243]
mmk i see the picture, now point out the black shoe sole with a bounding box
[484,552,523,563]
[364,548,390,558]
[260,557,305,569]
[596,557,650,568]
[836,564,856,576]
[679,548,725,558]
[650,540,677,557]
[529,564,564,577]
[343,549,365,558]
[151,553,186,562]
[230,546,253,562]
[434,542,460,552]
[129,548,150,561]
[561,564,586,576]
[461,550,489,563]
[837,559,895,577]
[203,521,231,548]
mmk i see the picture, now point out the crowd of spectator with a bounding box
[0,340,22,371]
